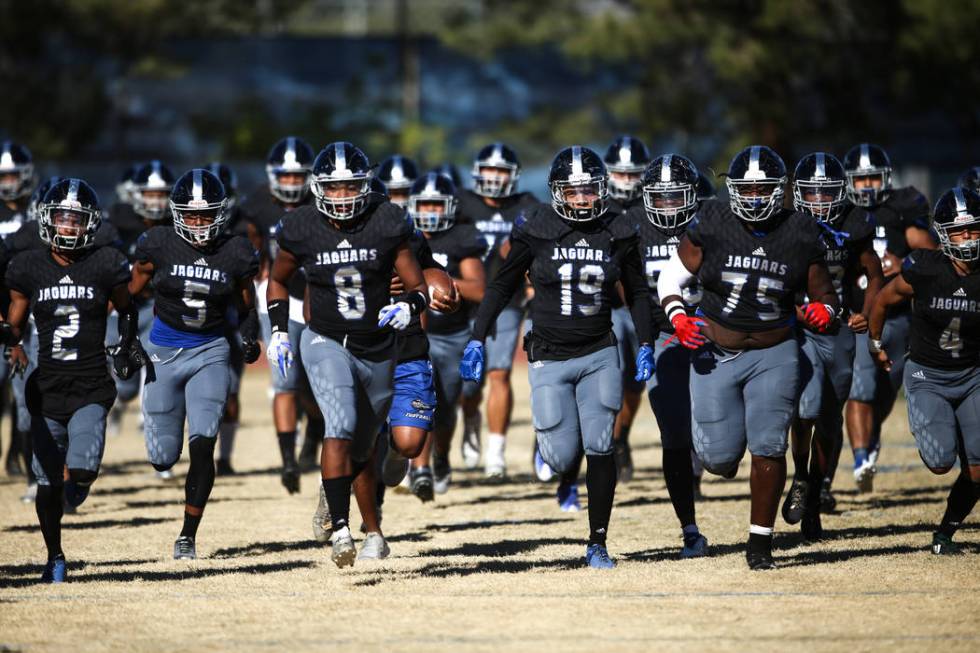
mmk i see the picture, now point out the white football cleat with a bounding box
[461,411,482,469]
[312,484,332,544]
[484,433,507,479]
[330,527,357,568]
[854,458,875,494]
[357,532,390,561]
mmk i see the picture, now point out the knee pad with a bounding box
[68,468,99,486]
[152,460,177,473]
[189,435,217,460]
[703,459,740,479]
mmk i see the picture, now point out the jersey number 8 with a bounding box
[335,266,366,320]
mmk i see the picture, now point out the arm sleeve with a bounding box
[470,237,535,342]
[657,249,696,305]
[620,240,656,344]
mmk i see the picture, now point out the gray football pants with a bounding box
[904,361,980,469]
[428,327,471,434]
[32,404,108,486]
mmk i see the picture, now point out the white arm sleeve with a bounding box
[657,250,696,321]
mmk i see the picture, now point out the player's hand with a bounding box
[242,338,261,364]
[459,340,485,383]
[389,273,405,295]
[634,344,655,382]
[847,312,869,333]
[107,339,146,380]
[668,314,707,349]
[6,345,27,376]
[429,283,460,314]
[378,302,411,330]
[266,331,293,379]
[0,322,13,347]
[872,349,892,372]
[802,302,835,333]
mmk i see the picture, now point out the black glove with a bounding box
[242,338,261,364]
[0,322,14,347]
[108,339,147,381]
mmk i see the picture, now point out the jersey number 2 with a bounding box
[52,304,80,361]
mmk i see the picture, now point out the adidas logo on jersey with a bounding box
[59,275,73,284]
[575,238,589,247]
[195,257,208,266]
[337,239,351,249]
[954,287,967,297]
[752,246,766,256]
[912,370,926,380]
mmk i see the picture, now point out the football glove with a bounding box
[634,344,655,382]
[107,339,147,381]
[802,302,835,332]
[266,331,293,379]
[668,313,707,349]
[242,338,261,364]
[377,301,411,330]
[459,340,485,383]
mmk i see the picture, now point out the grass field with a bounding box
[0,364,977,652]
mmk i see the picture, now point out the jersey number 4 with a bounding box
[558,262,604,317]
[939,317,963,358]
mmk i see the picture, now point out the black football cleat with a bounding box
[281,462,301,495]
[819,482,837,513]
[781,479,808,525]
[746,550,777,571]
[215,459,235,477]
[931,532,962,555]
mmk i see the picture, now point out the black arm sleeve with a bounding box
[117,303,139,347]
[239,306,259,342]
[471,238,535,342]
[621,242,656,345]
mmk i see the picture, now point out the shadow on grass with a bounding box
[419,537,580,558]
[0,560,315,588]
[427,517,571,533]
[3,517,170,533]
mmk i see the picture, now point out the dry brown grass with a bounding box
[1,364,977,652]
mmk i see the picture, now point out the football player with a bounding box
[457,143,539,478]
[603,136,651,483]
[377,155,419,208]
[129,169,260,560]
[868,187,980,554]
[841,143,933,499]
[268,142,427,567]
[463,146,655,569]
[1,178,137,582]
[957,167,980,194]
[658,145,839,570]
[783,153,883,539]
[240,137,317,493]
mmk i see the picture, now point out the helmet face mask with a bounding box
[726,146,788,223]
[38,178,101,251]
[408,172,457,232]
[549,146,609,222]
[311,142,374,221]
[170,169,229,247]
[472,143,520,198]
[641,154,699,232]
[934,187,980,263]
[844,143,892,208]
[266,137,314,203]
[793,152,847,223]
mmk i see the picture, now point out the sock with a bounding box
[464,412,481,436]
[487,433,505,457]
[218,422,237,462]
[586,454,617,546]
[853,447,868,468]
[663,448,696,527]
[277,430,297,467]
[35,484,64,561]
[323,475,353,532]
[181,437,216,537]
[938,472,979,538]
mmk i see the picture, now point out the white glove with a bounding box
[266,331,293,379]
[377,301,411,331]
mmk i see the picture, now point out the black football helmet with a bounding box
[472,143,520,198]
[408,172,457,232]
[604,135,651,201]
[725,145,787,223]
[38,178,101,251]
[843,143,892,207]
[28,175,64,223]
[116,163,140,206]
[266,136,314,203]
[957,166,980,193]
[0,140,36,201]
[310,142,373,221]
[793,152,847,223]
[933,186,980,263]
[430,163,463,189]
[548,146,609,222]
[640,154,699,232]
[377,155,419,208]
[170,168,229,246]
[696,171,716,201]
[132,160,175,221]
[203,161,239,210]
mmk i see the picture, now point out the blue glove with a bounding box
[634,344,655,382]
[459,340,485,383]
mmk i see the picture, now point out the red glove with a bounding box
[668,313,707,349]
[802,303,835,332]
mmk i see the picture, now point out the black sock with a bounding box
[938,471,979,538]
[323,475,353,532]
[561,448,585,486]
[35,484,64,561]
[586,454,616,546]
[277,431,297,466]
[663,448,696,527]
[181,437,216,538]
[748,532,772,556]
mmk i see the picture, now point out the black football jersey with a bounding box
[506,204,640,348]
[624,205,703,332]
[135,227,258,334]
[241,185,311,300]
[277,199,413,361]
[815,210,875,315]
[396,230,443,363]
[0,201,28,241]
[5,246,130,375]
[901,250,980,369]
[686,202,826,332]
[425,223,487,335]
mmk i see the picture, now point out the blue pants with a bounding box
[388,359,436,430]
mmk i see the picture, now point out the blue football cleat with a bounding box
[533,446,554,482]
[41,557,67,583]
[557,482,581,512]
[585,544,616,569]
[681,532,709,559]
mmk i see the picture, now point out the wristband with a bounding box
[267,299,289,334]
